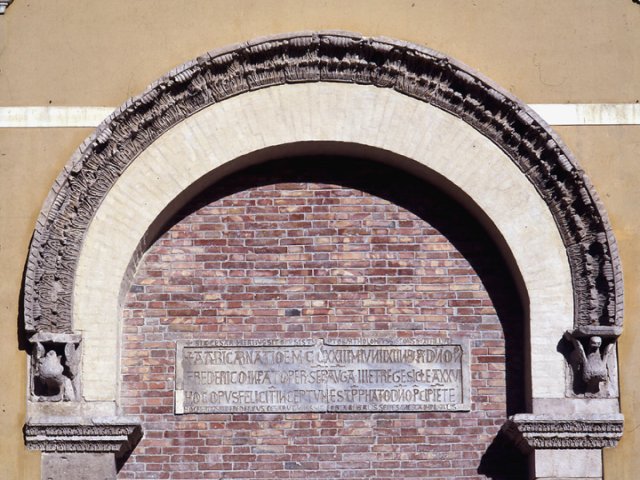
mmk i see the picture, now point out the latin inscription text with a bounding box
[175,340,469,413]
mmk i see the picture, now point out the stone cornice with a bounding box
[502,413,624,451]
[24,418,142,456]
[24,31,623,334]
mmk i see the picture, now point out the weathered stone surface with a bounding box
[175,338,470,414]
[23,31,623,337]
[41,453,116,480]
[534,450,603,479]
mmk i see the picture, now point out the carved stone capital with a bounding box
[24,418,142,461]
[570,325,622,340]
[502,413,623,452]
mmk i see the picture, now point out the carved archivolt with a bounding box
[24,31,623,334]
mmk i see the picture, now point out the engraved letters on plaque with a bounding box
[175,339,470,414]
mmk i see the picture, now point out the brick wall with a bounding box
[119,159,526,479]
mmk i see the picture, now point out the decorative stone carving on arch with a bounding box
[24,31,622,338]
[22,32,624,479]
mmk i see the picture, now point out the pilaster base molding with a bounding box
[503,413,623,452]
[24,417,142,459]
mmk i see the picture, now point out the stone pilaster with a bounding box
[503,414,623,480]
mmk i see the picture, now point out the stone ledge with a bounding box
[502,413,623,451]
[0,0,12,14]
[24,417,142,459]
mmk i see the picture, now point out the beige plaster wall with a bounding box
[0,0,640,106]
[0,128,91,479]
[556,126,640,478]
[1,1,639,479]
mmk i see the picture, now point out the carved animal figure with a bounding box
[34,343,76,401]
[565,332,614,393]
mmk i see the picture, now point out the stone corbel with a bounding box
[29,333,82,402]
[24,418,142,479]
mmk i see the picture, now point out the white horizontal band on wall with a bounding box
[0,106,115,128]
[530,103,640,126]
[0,104,640,128]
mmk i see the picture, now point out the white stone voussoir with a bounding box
[71,82,573,403]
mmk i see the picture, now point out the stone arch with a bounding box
[23,32,623,479]
[24,32,622,336]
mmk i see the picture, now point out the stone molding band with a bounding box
[23,31,623,335]
[503,414,624,451]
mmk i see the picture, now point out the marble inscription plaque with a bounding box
[175,339,470,414]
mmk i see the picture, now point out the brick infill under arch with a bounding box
[120,158,526,479]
